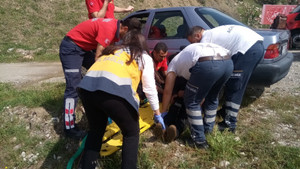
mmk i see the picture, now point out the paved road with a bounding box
[0,62,64,85]
[0,51,299,85]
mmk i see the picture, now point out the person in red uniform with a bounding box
[151,42,168,98]
[85,0,134,19]
[59,17,141,139]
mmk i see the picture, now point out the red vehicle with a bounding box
[287,5,300,49]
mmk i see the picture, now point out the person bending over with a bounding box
[78,30,165,168]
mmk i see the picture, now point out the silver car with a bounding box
[123,6,294,87]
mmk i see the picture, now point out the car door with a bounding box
[146,9,191,55]
[125,8,191,56]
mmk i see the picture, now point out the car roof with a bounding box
[134,6,205,13]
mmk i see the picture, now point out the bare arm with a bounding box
[95,44,105,61]
[161,72,177,112]
[114,5,134,13]
[91,0,110,18]
[161,70,167,78]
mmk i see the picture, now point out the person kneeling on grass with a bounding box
[77,30,165,169]
[159,43,233,149]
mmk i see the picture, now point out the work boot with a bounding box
[194,140,210,150]
[65,127,87,140]
[218,121,236,133]
[164,125,178,143]
[153,123,164,140]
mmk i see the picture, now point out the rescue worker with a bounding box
[77,30,164,168]
[187,25,264,133]
[85,0,134,19]
[59,17,141,139]
[161,43,233,149]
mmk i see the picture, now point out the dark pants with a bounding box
[221,41,264,129]
[163,97,187,135]
[59,36,94,130]
[184,59,233,142]
[79,89,140,169]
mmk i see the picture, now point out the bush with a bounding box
[237,1,262,28]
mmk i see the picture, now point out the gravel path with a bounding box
[264,51,300,96]
[0,62,64,86]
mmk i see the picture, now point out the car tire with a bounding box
[291,31,300,49]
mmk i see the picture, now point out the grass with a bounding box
[0,82,299,168]
[0,83,64,113]
[1,0,300,168]
[3,0,294,63]
[0,0,87,63]
[0,83,67,168]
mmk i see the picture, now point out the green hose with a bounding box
[66,135,87,169]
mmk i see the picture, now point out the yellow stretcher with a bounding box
[100,103,155,156]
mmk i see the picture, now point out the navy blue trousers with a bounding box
[184,59,233,142]
[222,41,264,129]
[59,36,94,129]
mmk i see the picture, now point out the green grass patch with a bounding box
[0,83,64,113]
[0,82,81,168]
[0,0,87,63]
[0,79,299,168]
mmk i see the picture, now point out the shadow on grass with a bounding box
[218,86,265,110]
[39,92,88,169]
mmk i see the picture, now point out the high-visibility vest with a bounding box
[78,48,141,112]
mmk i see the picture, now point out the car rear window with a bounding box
[195,7,245,28]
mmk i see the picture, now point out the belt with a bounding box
[198,54,231,62]
[64,36,77,46]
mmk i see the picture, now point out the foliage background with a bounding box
[0,0,298,63]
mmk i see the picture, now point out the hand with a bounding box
[154,114,166,130]
[126,6,134,12]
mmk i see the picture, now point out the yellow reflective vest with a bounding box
[78,48,141,112]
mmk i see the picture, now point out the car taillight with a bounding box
[264,44,279,59]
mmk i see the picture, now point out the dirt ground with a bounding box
[0,62,65,86]
[0,51,298,87]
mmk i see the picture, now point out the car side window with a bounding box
[148,11,188,39]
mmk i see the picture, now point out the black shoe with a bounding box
[65,127,87,140]
[218,121,235,133]
[194,140,210,149]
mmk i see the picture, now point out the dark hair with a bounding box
[153,42,168,53]
[102,30,148,65]
[121,17,142,32]
[187,26,203,37]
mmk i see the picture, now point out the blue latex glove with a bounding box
[154,114,166,130]
[161,112,168,118]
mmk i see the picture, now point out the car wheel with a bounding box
[291,32,300,49]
